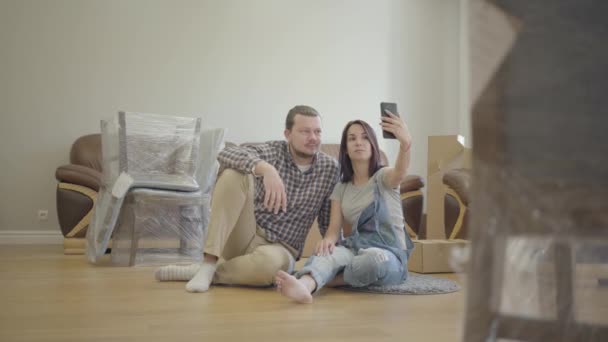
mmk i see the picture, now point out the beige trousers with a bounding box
[205,169,296,286]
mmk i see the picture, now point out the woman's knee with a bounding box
[304,249,351,270]
[344,248,399,287]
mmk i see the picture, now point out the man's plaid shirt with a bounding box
[218,141,339,258]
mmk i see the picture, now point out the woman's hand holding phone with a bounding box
[380,102,412,148]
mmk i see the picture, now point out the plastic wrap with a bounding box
[100,111,203,191]
[110,189,210,266]
[196,128,225,194]
[464,1,608,341]
[86,111,225,265]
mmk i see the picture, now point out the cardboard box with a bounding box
[408,239,469,273]
[426,135,472,239]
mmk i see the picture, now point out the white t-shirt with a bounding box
[330,168,406,249]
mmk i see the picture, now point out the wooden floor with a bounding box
[0,245,466,342]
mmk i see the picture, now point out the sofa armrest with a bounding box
[400,175,425,194]
[443,168,471,239]
[56,164,102,191]
[442,168,471,205]
[398,175,425,238]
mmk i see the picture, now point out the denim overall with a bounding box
[297,178,415,291]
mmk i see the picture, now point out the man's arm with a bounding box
[254,160,287,214]
[218,142,286,214]
[218,143,277,175]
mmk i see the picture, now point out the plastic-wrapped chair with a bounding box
[86,111,224,265]
[111,127,224,266]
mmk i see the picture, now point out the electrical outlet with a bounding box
[38,210,48,221]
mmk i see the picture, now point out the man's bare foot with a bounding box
[275,270,313,304]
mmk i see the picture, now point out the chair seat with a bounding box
[130,173,200,192]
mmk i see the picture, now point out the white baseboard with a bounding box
[0,230,63,245]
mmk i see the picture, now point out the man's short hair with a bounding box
[285,105,320,130]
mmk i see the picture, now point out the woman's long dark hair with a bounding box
[339,120,384,183]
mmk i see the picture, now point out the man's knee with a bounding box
[215,169,252,192]
[251,245,295,277]
[213,244,294,286]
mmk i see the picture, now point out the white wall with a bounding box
[0,0,463,234]
[383,0,465,177]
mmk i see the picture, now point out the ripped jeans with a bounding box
[295,245,406,293]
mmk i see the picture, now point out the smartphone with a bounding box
[380,102,399,139]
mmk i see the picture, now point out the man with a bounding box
[155,105,339,292]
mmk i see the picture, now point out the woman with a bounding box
[275,111,414,303]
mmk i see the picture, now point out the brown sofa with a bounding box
[55,134,425,255]
[443,168,471,239]
[55,134,102,254]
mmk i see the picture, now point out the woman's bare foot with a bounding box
[275,270,313,304]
